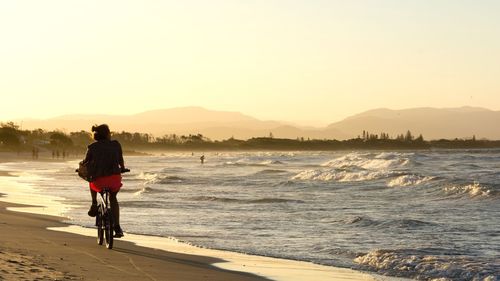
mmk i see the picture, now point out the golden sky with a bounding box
[1,1,499,125]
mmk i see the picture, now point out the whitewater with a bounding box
[1,150,498,280]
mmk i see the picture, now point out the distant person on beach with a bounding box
[83,124,126,238]
[200,154,205,164]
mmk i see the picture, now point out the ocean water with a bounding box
[1,150,499,280]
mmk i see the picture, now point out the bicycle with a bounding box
[94,168,130,250]
[96,187,115,249]
[76,167,130,249]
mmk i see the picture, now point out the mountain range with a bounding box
[11,106,500,140]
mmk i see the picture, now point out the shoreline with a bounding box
[0,168,406,281]
[0,199,271,281]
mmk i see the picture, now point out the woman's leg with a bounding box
[90,189,97,205]
[88,188,98,217]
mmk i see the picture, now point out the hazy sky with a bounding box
[1,1,499,125]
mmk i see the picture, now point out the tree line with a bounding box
[1,122,499,153]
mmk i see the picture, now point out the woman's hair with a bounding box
[92,124,111,141]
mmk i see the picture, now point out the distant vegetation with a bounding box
[1,122,500,154]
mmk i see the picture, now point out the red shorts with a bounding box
[89,174,122,193]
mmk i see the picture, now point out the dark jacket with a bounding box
[83,140,124,178]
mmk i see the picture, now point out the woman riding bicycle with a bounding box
[83,124,125,237]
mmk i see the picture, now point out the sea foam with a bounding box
[444,183,493,198]
[294,152,409,182]
[292,169,392,182]
[354,249,499,281]
[387,174,434,187]
[321,153,410,170]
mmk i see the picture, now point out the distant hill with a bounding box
[16,107,346,140]
[11,106,500,140]
[327,106,500,140]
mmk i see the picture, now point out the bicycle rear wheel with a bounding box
[97,214,104,245]
[104,212,114,249]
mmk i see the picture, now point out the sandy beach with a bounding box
[0,199,273,281]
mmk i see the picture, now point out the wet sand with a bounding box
[0,199,271,281]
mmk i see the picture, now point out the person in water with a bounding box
[83,124,126,238]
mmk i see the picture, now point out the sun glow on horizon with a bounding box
[1,1,499,124]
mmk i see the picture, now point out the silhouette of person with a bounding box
[200,155,205,164]
[83,124,126,238]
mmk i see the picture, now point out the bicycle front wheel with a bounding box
[104,212,114,249]
[97,214,104,245]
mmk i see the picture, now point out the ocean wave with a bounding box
[443,183,495,198]
[122,200,167,209]
[224,159,284,167]
[375,152,414,159]
[189,196,304,204]
[155,175,185,184]
[135,171,158,181]
[321,153,410,170]
[258,160,284,165]
[345,216,437,230]
[344,216,378,227]
[142,174,186,185]
[354,249,499,280]
[250,198,304,204]
[383,219,438,229]
[190,196,240,203]
[253,169,288,175]
[447,162,482,169]
[133,186,155,196]
[131,186,179,196]
[387,174,435,187]
[292,169,393,182]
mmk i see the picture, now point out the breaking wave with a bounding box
[292,169,394,182]
[140,173,186,185]
[135,171,158,181]
[444,183,495,199]
[387,174,435,187]
[354,249,499,281]
[321,153,411,170]
[294,152,413,182]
